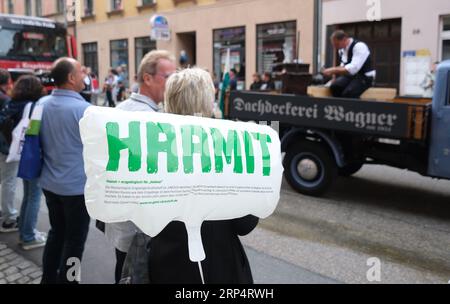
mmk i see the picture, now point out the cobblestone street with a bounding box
[0,243,42,284]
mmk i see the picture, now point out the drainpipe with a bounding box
[313,0,323,74]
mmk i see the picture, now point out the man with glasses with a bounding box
[103,50,176,283]
[114,50,176,112]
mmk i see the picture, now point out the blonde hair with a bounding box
[137,50,175,84]
[164,67,215,117]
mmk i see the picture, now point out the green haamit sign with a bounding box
[80,107,284,263]
[105,122,273,176]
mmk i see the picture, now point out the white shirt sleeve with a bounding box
[344,42,370,76]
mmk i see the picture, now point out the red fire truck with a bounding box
[0,13,76,91]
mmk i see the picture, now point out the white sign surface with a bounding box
[80,106,283,261]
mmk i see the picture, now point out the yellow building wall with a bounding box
[86,0,216,23]
[78,0,315,88]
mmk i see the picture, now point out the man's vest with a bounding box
[339,39,373,77]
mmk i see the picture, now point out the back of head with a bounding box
[0,69,11,87]
[11,75,44,102]
[164,67,215,117]
[138,50,175,84]
[50,57,76,87]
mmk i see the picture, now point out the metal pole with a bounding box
[313,0,323,74]
[63,1,67,27]
[72,0,77,55]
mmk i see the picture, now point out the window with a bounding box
[442,16,450,61]
[35,0,42,16]
[8,0,14,14]
[110,39,128,71]
[110,0,123,11]
[57,0,66,13]
[447,71,450,105]
[140,0,156,6]
[444,16,450,31]
[135,37,156,74]
[0,28,68,59]
[213,27,246,89]
[83,43,98,76]
[25,0,32,16]
[84,0,94,16]
[256,21,297,74]
[444,40,450,61]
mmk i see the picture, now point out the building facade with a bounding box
[76,0,315,89]
[321,0,450,96]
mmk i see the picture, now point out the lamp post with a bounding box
[313,0,323,74]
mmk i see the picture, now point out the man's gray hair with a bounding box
[137,50,175,84]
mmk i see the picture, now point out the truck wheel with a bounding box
[339,162,364,177]
[283,141,337,196]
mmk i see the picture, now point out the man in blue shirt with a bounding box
[39,57,91,284]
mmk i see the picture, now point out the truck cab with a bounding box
[428,60,450,178]
[0,14,76,92]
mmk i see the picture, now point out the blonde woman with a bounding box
[147,67,259,284]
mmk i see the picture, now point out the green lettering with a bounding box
[210,128,243,174]
[243,131,255,174]
[252,133,272,176]
[106,122,141,172]
[146,122,178,174]
[181,125,211,174]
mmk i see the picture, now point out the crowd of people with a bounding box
[0,49,258,284]
[249,72,276,91]
[78,64,146,108]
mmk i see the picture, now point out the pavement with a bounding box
[249,165,450,284]
[0,184,339,284]
[3,144,449,284]
[0,242,42,284]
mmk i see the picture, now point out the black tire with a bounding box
[283,141,337,196]
[339,162,364,177]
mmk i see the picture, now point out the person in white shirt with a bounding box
[323,30,376,98]
[104,50,176,283]
[81,66,93,103]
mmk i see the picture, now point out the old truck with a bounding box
[228,61,450,196]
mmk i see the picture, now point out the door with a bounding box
[176,32,196,67]
[428,62,450,178]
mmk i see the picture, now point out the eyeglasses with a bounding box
[154,72,173,79]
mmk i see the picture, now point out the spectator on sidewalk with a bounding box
[260,72,275,91]
[9,75,47,250]
[90,71,100,105]
[39,58,91,284]
[104,50,176,283]
[0,68,19,232]
[229,68,238,91]
[130,75,139,94]
[147,67,259,284]
[104,68,118,107]
[80,66,93,103]
[250,73,262,91]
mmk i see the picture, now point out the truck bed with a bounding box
[389,97,431,141]
[228,91,432,141]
